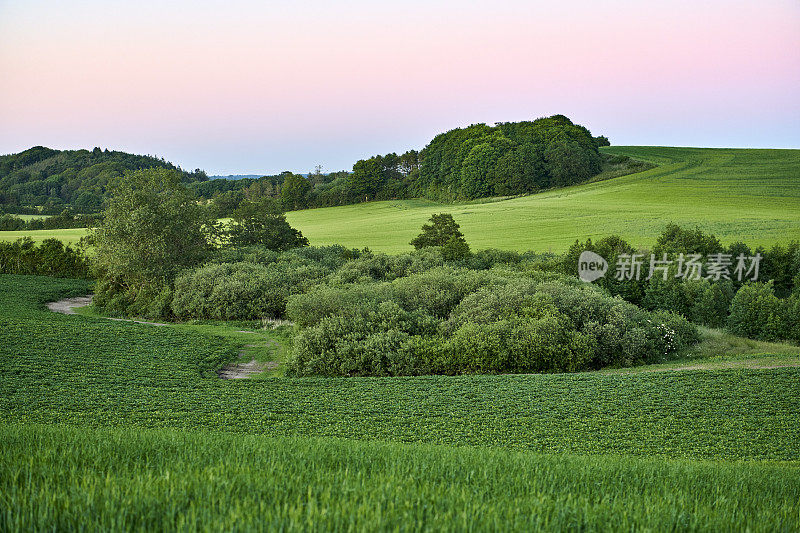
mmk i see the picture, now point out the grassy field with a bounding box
[286,147,800,252]
[2,274,799,458]
[0,227,86,244]
[1,275,799,529]
[3,424,798,532]
[3,147,798,252]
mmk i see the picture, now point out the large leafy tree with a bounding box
[410,213,469,254]
[92,168,213,292]
[280,173,311,210]
[348,158,386,201]
[228,197,309,250]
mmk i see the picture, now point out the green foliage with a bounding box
[410,213,470,257]
[172,262,289,320]
[727,282,791,342]
[228,198,309,250]
[0,211,101,231]
[285,267,698,377]
[653,223,724,257]
[91,168,213,290]
[279,173,311,210]
[418,115,603,200]
[0,237,89,278]
[3,424,799,532]
[0,145,204,212]
[0,275,797,463]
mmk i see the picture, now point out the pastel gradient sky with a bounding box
[1,0,798,174]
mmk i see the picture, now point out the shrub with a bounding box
[285,270,700,377]
[727,282,787,341]
[172,262,289,320]
[390,267,495,318]
[286,301,437,376]
[0,237,90,279]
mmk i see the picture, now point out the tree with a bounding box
[211,190,245,217]
[348,158,385,201]
[544,139,600,187]
[280,173,311,210]
[92,168,213,290]
[410,213,469,258]
[227,197,309,250]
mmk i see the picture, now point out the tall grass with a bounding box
[1,424,798,532]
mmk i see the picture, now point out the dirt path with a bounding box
[47,295,167,326]
[47,296,93,314]
[47,295,277,379]
[218,344,279,379]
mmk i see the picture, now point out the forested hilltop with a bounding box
[0,146,207,214]
[1,115,617,217]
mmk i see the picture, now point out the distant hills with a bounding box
[0,146,207,214]
[209,174,265,181]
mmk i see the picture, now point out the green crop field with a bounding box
[1,274,799,530]
[3,424,799,532]
[3,147,798,252]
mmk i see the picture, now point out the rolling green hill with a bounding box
[285,147,800,252]
[2,147,799,251]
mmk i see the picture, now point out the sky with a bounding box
[1,0,798,175]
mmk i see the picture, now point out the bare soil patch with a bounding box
[47,296,93,314]
[47,295,167,326]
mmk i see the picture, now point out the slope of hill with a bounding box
[3,147,798,251]
[0,146,206,213]
[284,147,800,252]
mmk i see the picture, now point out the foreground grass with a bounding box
[1,424,798,532]
[2,275,800,461]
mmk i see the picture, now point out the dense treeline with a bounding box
[2,115,617,218]
[196,115,612,213]
[0,146,207,213]
[415,115,607,200]
[563,224,800,342]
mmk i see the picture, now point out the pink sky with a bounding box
[1,0,798,174]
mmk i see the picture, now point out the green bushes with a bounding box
[643,277,734,328]
[727,282,799,343]
[0,237,90,278]
[172,262,288,320]
[286,270,699,377]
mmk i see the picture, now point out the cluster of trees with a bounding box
[198,115,607,213]
[2,116,610,218]
[90,168,309,317]
[0,146,207,213]
[0,237,90,278]
[415,115,607,200]
[563,224,800,341]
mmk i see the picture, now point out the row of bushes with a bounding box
[283,267,699,376]
[727,282,800,343]
[0,238,90,279]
